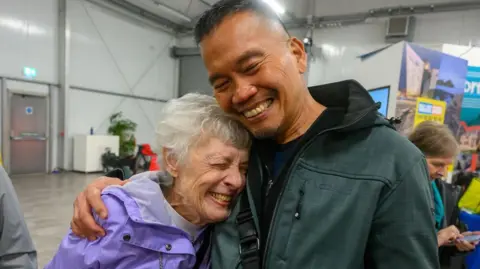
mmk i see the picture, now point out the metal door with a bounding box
[9,94,48,174]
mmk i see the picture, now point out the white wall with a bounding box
[0,0,179,171]
[350,42,404,118]
[443,44,480,66]
[307,9,480,87]
[0,0,59,83]
[65,0,178,169]
[0,0,59,171]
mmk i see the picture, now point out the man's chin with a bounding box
[251,128,278,140]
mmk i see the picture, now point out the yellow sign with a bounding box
[414,97,447,127]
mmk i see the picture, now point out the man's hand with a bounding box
[71,177,129,241]
[437,225,461,247]
[455,231,480,252]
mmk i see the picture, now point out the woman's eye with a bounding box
[212,163,229,170]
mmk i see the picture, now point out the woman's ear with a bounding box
[162,147,179,178]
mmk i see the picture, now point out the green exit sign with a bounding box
[23,67,37,79]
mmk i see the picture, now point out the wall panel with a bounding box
[0,0,58,83]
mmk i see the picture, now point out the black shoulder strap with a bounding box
[193,227,212,269]
[236,192,261,269]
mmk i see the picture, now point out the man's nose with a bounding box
[232,85,257,105]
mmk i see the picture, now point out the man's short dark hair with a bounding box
[194,0,289,45]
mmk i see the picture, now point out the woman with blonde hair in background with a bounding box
[409,121,480,269]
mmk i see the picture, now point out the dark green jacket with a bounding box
[211,80,439,269]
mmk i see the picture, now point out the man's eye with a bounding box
[240,167,248,175]
[243,64,259,74]
[214,81,229,91]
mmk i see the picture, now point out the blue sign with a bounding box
[460,66,480,126]
[418,102,433,114]
[25,106,33,115]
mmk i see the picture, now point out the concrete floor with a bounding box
[11,172,100,268]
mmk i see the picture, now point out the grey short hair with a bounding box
[155,93,251,166]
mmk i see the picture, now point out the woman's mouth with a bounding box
[210,192,233,206]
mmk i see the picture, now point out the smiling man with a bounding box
[69,0,439,268]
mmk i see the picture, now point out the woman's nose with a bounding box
[223,173,244,190]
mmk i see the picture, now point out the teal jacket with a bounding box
[210,80,439,269]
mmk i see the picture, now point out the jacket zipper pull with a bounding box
[294,185,305,220]
[266,179,273,196]
[264,164,273,197]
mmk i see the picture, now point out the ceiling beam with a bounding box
[86,0,190,33]
[198,0,213,7]
[287,0,480,29]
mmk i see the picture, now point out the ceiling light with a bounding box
[262,0,285,15]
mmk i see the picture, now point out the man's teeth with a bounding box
[243,100,272,118]
[211,193,232,202]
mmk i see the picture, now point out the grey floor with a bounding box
[11,172,99,268]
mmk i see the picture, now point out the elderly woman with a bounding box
[409,121,480,268]
[45,93,251,269]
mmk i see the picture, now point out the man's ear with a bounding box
[162,147,179,178]
[288,37,308,74]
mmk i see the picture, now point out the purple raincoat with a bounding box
[45,172,211,269]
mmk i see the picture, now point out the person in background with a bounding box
[68,1,439,268]
[0,165,37,269]
[409,120,480,269]
[45,94,251,268]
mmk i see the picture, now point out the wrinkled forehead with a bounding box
[193,136,250,160]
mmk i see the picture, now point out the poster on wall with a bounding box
[458,66,480,152]
[460,66,480,125]
[395,43,468,136]
[414,97,446,126]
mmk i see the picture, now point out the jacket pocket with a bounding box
[277,181,306,260]
[268,163,381,268]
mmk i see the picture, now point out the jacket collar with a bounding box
[252,80,391,149]
[308,79,391,132]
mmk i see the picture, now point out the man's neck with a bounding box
[276,95,325,144]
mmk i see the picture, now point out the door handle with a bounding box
[10,136,47,141]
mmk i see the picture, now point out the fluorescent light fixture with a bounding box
[152,0,192,23]
[0,17,46,35]
[262,0,285,15]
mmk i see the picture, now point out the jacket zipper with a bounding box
[261,107,376,268]
[159,253,164,269]
[264,164,273,196]
[294,183,305,220]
